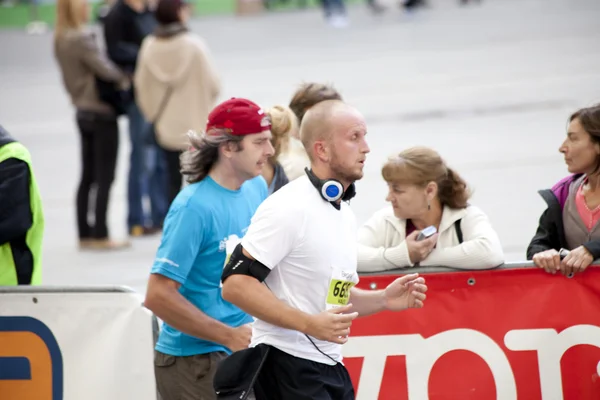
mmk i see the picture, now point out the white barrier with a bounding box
[0,286,157,400]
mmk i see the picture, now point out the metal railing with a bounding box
[358,260,537,277]
[0,285,137,293]
[357,261,600,291]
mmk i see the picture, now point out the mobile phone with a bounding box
[559,248,570,260]
[416,225,437,241]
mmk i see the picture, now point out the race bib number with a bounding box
[326,269,358,310]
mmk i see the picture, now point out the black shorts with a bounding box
[254,346,355,400]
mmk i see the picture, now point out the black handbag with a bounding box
[96,78,131,116]
[213,344,271,400]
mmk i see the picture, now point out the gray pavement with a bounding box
[1,0,599,295]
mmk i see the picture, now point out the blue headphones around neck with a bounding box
[305,168,356,203]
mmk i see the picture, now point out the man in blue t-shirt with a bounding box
[144,97,273,400]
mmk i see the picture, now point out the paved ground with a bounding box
[1,0,599,295]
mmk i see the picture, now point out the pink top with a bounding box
[575,183,600,231]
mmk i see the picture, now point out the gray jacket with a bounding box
[54,28,127,115]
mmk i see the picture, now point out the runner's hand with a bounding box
[305,304,358,344]
[225,323,252,352]
[383,273,427,311]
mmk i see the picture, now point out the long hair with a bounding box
[54,0,86,39]
[382,146,471,209]
[266,105,296,161]
[180,128,244,184]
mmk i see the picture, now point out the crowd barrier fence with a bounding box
[1,262,599,399]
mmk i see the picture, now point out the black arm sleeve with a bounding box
[222,243,271,284]
[0,158,32,245]
[526,208,560,259]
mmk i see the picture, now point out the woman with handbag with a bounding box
[134,0,221,206]
[54,0,131,250]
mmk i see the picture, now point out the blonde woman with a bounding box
[358,147,504,272]
[54,0,130,250]
[261,105,297,194]
[277,126,310,181]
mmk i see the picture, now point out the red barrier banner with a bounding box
[344,267,600,400]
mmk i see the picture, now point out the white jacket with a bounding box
[357,205,504,272]
[278,137,310,181]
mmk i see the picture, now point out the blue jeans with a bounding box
[320,0,345,16]
[126,102,168,229]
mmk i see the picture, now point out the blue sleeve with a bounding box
[150,205,206,285]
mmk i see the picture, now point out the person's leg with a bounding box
[196,352,228,399]
[154,351,226,400]
[91,117,119,240]
[320,0,334,18]
[146,141,169,229]
[254,347,351,400]
[330,363,355,400]
[324,0,348,27]
[75,113,95,244]
[163,148,182,206]
[330,0,346,15]
[126,101,149,235]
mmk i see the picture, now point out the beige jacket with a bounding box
[54,28,127,115]
[357,205,504,272]
[135,31,220,151]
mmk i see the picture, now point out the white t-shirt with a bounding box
[241,175,359,365]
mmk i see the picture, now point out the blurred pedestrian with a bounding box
[135,0,221,206]
[103,0,169,237]
[54,0,131,250]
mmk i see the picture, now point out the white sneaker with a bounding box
[26,21,48,35]
[327,14,349,28]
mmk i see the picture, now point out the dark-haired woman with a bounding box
[357,146,504,272]
[528,104,600,276]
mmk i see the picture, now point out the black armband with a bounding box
[221,243,271,284]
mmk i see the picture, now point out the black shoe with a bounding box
[402,0,427,10]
